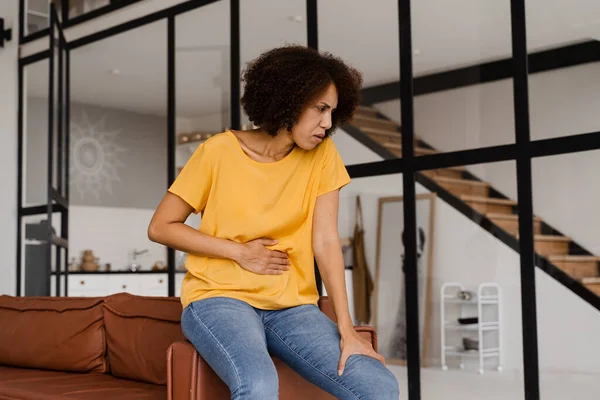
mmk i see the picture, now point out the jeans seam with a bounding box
[265,325,361,400]
[188,303,242,392]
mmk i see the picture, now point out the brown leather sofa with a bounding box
[0,293,377,400]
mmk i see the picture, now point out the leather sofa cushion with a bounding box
[0,365,165,400]
[0,296,107,373]
[103,293,185,385]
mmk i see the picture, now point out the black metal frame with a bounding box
[16,3,71,297]
[511,1,540,397]
[0,17,13,47]
[19,0,144,45]
[361,40,600,105]
[167,15,176,297]
[397,1,421,398]
[15,0,600,399]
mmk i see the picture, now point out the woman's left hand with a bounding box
[337,330,385,376]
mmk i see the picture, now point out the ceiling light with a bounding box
[288,15,303,23]
[109,69,120,75]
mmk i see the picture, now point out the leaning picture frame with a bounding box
[372,193,437,366]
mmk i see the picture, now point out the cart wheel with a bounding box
[442,365,448,371]
[497,365,503,372]
[459,363,464,370]
[478,369,484,375]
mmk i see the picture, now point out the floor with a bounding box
[388,365,599,399]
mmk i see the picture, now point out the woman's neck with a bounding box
[234,128,296,162]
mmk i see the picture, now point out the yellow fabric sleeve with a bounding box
[317,138,351,196]
[168,143,213,214]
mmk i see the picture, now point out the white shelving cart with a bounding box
[440,282,503,374]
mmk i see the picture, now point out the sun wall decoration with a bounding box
[70,110,126,200]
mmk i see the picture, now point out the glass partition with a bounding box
[68,20,168,280]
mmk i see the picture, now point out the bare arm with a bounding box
[313,190,385,374]
[148,192,242,260]
[312,190,354,335]
[148,192,289,274]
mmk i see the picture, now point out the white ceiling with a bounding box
[25,0,600,121]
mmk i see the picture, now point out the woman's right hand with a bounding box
[236,238,290,275]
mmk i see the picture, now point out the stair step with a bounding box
[534,234,571,242]
[549,256,599,280]
[434,177,489,197]
[366,132,402,145]
[351,115,398,131]
[359,126,401,138]
[355,105,379,118]
[384,142,438,156]
[460,195,517,215]
[533,235,571,257]
[549,255,600,262]
[421,168,465,180]
[461,195,517,205]
[486,213,541,221]
[486,213,542,235]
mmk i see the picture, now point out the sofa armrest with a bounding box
[167,341,229,400]
[318,296,378,352]
[353,325,378,353]
[168,326,378,400]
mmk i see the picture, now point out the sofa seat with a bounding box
[0,366,166,400]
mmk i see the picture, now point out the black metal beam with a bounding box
[18,0,24,44]
[19,203,67,217]
[16,58,24,296]
[167,15,176,297]
[21,50,51,66]
[531,130,600,158]
[230,0,240,130]
[0,17,13,48]
[362,40,600,105]
[414,144,517,171]
[57,33,64,196]
[47,6,56,298]
[510,1,540,399]
[343,126,600,173]
[306,0,322,296]
[346,158,405,179]
[306,0,318,50]
[398,0,421,398]
[64,39,71,297]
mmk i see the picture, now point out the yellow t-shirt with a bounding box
[169,130,351,310]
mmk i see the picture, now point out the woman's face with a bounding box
[289,83,338,150]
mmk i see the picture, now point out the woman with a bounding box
[148,45,400,400]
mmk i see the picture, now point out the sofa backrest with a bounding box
[103,293,185,385]
[0,295,108,373]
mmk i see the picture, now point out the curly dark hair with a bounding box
[240,45,363,137]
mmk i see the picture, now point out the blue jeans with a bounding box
[181,297,400,400]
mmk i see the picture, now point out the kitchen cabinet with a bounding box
[51,272,186,297]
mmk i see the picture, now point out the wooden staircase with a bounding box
[349,106,600,297]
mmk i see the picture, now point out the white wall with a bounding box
[68,206,166,272]
[333,129,600,375]
[375,62,600,256]
[0,1,19,295]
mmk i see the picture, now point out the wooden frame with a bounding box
[372,193,437,366]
